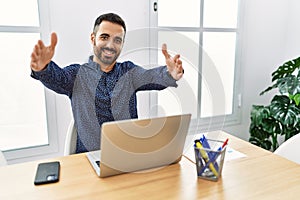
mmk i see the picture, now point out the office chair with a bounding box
[0,150,7,166]
[274,134,300,164]
[64,118,77,155]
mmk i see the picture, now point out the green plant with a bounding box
[249,57,300,151]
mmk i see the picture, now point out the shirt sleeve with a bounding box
[30,61,80,97]
[129,64,178,91]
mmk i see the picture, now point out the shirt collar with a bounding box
[88,55,101,70]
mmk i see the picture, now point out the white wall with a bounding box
[284,0,300,59]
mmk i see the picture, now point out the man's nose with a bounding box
[105,38,114,48]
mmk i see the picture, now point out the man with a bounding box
[30,13,184,153]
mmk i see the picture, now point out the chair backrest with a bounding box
[274,134,300,164]
[0,150,7,166]
[64,118,77,155]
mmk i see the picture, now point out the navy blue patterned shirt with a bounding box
[31,56,178,153]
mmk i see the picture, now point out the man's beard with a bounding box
[94,46,120,66]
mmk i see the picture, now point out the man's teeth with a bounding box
[103,49,114,55]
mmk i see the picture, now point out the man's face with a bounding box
[91,21,125,67]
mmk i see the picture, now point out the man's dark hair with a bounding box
[93,13,126,34]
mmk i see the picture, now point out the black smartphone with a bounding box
[34,161,60,185]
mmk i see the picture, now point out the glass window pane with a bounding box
[0,33,48,150]
[157,31,199,118]
[201,32,236,117]
[203,0,238,28]
[158,0,200,27]
[0,0,40,26]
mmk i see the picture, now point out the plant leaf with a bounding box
[270,95,300,126]
[249,124,272,150]
[282,125,300,141]
[277,75,300,95]
[250,105,270,125]
[260,84,278,96]
[260,57,300,95]
[271,56,300,82]
[261,117,281,134]
[293,94,300,106]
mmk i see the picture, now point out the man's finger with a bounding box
[31,51,37,60]
[37,40,45,50]
[161,43,170,59]
[33,44,40,56]
[173,54,180,62]
[50,32,58,50]
[176,59,182,65]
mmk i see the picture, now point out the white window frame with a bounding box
[149,0,243,132]
[1,0,59,161]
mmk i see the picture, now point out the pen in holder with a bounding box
[194,139,227,181]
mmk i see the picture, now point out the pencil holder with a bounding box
[194,139,227,181]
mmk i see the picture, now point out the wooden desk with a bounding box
[1,131,300,200]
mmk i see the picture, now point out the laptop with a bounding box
[86,113,191,178]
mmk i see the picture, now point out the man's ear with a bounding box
[90,32,95,45]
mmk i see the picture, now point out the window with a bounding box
[0,0,57,160]
[150,0,242,130]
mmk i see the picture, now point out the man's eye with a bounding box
[100,36,109,40]
[115,38,122,44]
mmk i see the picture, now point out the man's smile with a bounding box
[102,48,116,57]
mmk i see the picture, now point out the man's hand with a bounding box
[162,43,184,81]
[30,32,58,71]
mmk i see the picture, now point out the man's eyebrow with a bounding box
[99,33,110,37]
[99,33,124,41]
